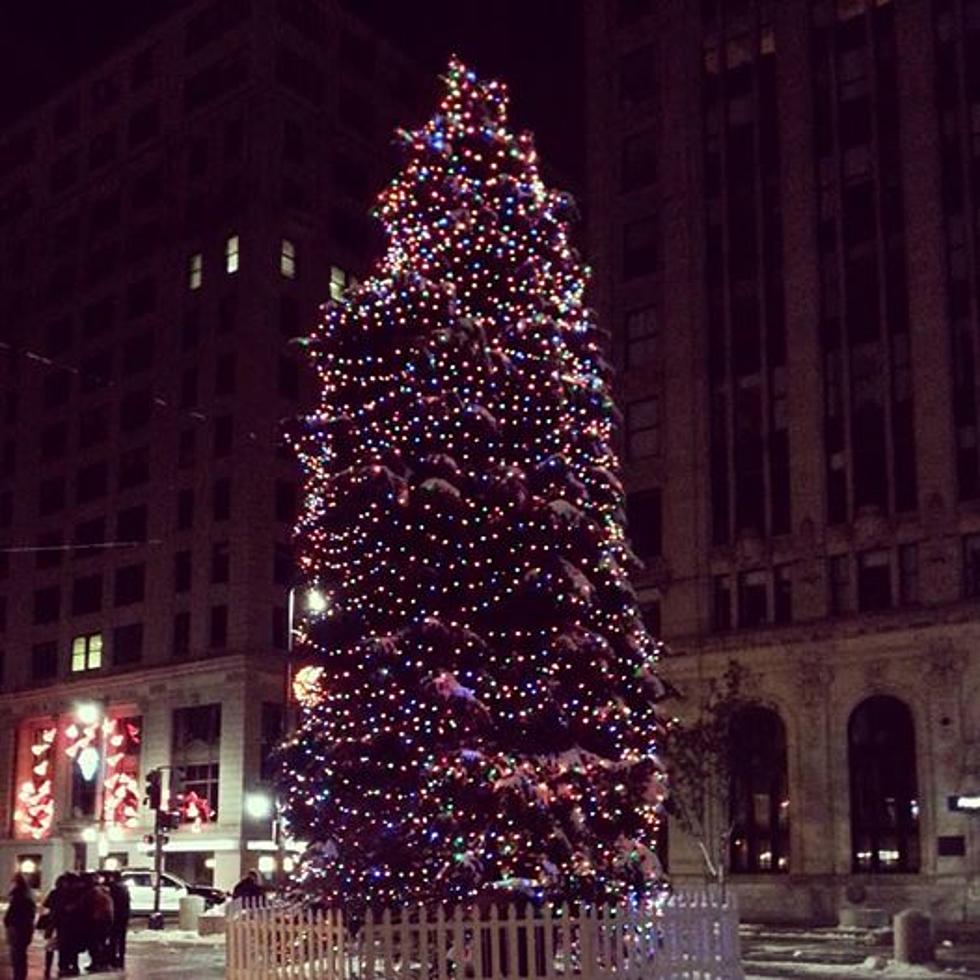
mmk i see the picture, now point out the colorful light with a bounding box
[281,58,667,910]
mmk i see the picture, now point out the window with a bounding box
[730,707,790,873]
[898,544,918,606]
[122,334,154,376]
[210,605,228,647]
[118,446,150,489]
[280,239,297,279]
[272,605,289,649]
[114,564,145,606]
[120,390,152,432]
[623,216,658,279]
[113,623,143,665]
[625,306,659,368]
[174,551,192,592]
[278,355,299,398]
[79,406,109,448]
[36,531,64,570]
[178,428,196,468]
[275,480,295,522]
[225,234,239,274]
[33,586,61,625]
[329,265,348,300]
[38,476,66,516]
[172,704,221,817]
[274,542,293,586]
[626,397,660,460]
[857,550,892,612]
[622,128,656,191]
[42,371,71,410]
[213,416,233,457]
[738,571,769,628]
[619,44,657,109]
[774,565,792,624]
[211,541,230,583]
[828,554,852,615]
[173,611,191,657]
[180,367,198,409]
[117,505,148,543]
[713,574,733,631]
[188,252,203,290]
[126,276,157,317]
[71,632,103,672]
[180,763,220,820]
[964,534,980,597]
[213,479,231,521]
[72,575,103,615]
[40,422,68,462]
[73,518,105,560]
[76,460,108,503]
[215,355,235,396]
[128,103,159,147]
[177,489,194,530]
[32,641,57,681]
[260,703,285,782]
[849,696,920,873]
[626,488,662,559]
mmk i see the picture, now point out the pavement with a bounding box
[1,920,978,979]
[0,930,225,979]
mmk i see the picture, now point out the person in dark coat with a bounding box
[4,872,36,980]
[231,869,265,904]
[106,871,131,969]
[48,872,82,977]
[82,872,114,972]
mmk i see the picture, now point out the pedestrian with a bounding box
[232,868,265,905]
[82,872,114,973]
[3,871,36,980]
[37,882,58,980]
[107,870,130,969]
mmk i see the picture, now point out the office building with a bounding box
[0,0,422,891]
[586,0,980,922]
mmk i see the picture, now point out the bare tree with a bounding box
[662,660,748,890]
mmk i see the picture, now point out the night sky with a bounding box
[0,0,584,192]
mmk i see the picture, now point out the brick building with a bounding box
[586,0,980,923]
[0,0,423,891]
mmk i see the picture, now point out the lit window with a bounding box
[330,265,347,300]
[225,234,240,274]
[71,633,103,672]
[280,239,296,279]
[188,252,202,290]
[626,397,660,460]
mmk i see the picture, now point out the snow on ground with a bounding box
[129,927,225,945]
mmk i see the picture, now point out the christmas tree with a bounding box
[282,59,667,910]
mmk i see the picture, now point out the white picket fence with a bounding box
[225,890,743,980]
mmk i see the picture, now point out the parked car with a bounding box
[119,868,226,913]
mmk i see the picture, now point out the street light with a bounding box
[244,791,274,821]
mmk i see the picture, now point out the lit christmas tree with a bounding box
[282,59,667,910]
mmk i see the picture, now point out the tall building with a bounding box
[0,0,423,891]
[586,0,980,923]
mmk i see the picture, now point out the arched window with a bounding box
[848,695,920,873]
[729,706,789,873]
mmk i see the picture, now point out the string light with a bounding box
[281,58,668,910]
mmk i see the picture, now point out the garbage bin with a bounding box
[894,909,933,964]
[178,894,205,932]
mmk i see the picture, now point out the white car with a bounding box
[119,868,188,914]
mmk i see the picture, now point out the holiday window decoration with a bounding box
[14,726,57,840]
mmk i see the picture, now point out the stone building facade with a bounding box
[585,0,980,923]
[0,0,422,891]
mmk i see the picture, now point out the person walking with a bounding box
[4,872,36,980]
[38,881,59,980]
[107,871,130,969]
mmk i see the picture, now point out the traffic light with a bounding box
[145,769,162,810]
